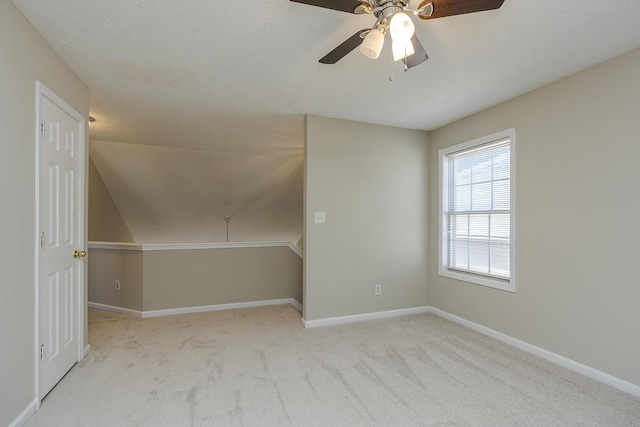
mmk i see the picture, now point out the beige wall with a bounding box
[0,1,89,425]
[88,245,301,313]
[304,115,429,321]
[143,246,302,311]
[88,249,143,311]
[88,158,135,242]
[428,47,640,385]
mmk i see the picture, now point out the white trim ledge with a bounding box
[286,243,304,259]
[428,306,640,398]
[88,241,303,259]
[302,306,430,328]
[87,242,142,251]
[89,299,303,319]
[8,399,37,427]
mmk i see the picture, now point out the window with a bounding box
[439,128,515,292]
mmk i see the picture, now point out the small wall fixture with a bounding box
[225,217,231,242]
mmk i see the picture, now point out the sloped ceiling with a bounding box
[11,0,640,243]
[89,140,303,244]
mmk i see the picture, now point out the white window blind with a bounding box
[444,137,512,283]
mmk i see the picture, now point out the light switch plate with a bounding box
[314,212,326,224]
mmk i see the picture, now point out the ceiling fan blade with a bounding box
[319,29,369,64]
[290,0,364,13]
[406,35,429,69]
[419,0,505,20]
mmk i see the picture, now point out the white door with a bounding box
[37,83,85,399]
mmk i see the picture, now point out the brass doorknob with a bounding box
[73,250,87,259]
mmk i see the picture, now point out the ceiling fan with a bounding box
[291,0,505,70]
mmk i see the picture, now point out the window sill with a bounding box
[438,268,515,293]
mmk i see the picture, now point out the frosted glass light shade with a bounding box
[389,12,415,42]
[359,28,385,59]
[392,39,415,61]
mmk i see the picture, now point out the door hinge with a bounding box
[40,344,45,361]
[40,120,46,136]
[40,232,45,249]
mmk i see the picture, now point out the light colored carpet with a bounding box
[26,305,640,426]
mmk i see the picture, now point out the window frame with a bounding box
[438,128,516,292]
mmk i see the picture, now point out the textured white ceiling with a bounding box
[11,0,640,243]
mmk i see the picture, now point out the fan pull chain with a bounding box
[403,42,410,72]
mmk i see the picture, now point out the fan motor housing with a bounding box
[372,1,408,22]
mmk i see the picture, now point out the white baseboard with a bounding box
[142,298,298,318]
[88,302,143,317]
[428,306,640,398]
[90,299,302,319]
[83,344,91,359]
[302,306,430,328]
[8,398,37,427]
[290,299,303,314]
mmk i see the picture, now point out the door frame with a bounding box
[34,81,88,405]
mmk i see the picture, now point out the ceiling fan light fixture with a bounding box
[389,12,415,42]
[359,27,385,59]
[392,38,415,61]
